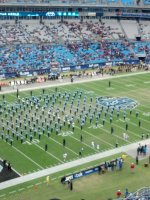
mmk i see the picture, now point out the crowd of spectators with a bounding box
[0,40,136,74]
[0,19,150,75]
[0,19,119,45]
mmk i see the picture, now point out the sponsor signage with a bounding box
[116,12,150,18]
[62,158,121,183]
[63,166,101,182]
[0,59,141,78]
[61,67,70,72]
[20,71,30,76]
[0,11,79,17]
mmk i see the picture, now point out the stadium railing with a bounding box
[0,0,141,6]
[113,187,150,200]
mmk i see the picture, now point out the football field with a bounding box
[0,72,150,175]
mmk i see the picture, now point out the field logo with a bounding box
[98,97,138,109]
[88,124,103,129]
[58,131,73,137]
[23,139,40,145]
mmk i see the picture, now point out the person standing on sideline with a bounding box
[70,180,73,191]
[116,190,122,198]
[136,156,139,165]
[130,163,135,173]
[125,188,129,198]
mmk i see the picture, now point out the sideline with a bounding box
[0,138,150,190]
[0,71,150,95]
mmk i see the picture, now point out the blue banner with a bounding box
[61,158,122,183]
[63,166,100,182]
[117,12,150,19]
[0,11,79,17]
[61,59,139,72]
[0,59,141,78]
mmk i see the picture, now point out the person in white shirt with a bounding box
[91,141,95,148]
[63,153,68,162]
[97,144,100,150]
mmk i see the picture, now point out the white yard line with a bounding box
[0,71,150,95]
[70,134,99,152]
[111,77,150,109]
[0,138,150,190]
[33,143,64,164]
[44,134,79,156]
[0,140,44,170]
[75,125,114,147]
[11,145,44,170]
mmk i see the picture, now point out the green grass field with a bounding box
[0,72,150,175]
[0,154,150,200]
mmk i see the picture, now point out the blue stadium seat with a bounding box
[144,0,150,4]
[121,0,135,5]
[107,0,135,5]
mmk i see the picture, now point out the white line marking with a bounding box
[18,188,25,191]
[10,143,43,170]
[36,182,42,186]
[27,185,33,189]
[33,143,64,164]
[51,178,56,181]
[9,190,16,194]
[0,194,6,197]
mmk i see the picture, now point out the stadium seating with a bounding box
[144,0,150,4]
[120,20,139,39]
[107,0,135,5]
[132,41,150,55]
[0,0,138,5]
[126,187,150,199]
[139,21,150,40]
[0,19,150,75]
[0,40,135,74]
[101,19,124,39]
